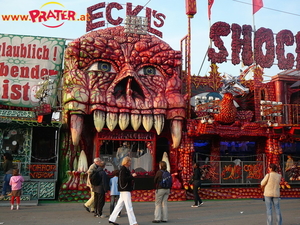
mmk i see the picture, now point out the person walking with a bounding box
[83,157,101,213]
[92,160,109,218]
[110,170,121,217]
[9,168,24,210]
[108,156,138,225]
[152,161,171,223]
[0,153,14,199]
[261,163,282,225]
[190,162,203,207]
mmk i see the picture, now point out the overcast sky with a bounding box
[1,0,300,81]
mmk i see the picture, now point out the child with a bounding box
[109,170,121,217]
[9,169,24,210]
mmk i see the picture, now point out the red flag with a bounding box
[253,0,263,14]
[208,0,214,20]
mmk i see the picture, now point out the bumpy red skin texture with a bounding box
[214,92,237,124]
[63,26,185,122]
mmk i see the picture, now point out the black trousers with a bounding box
[94,191,105,216]
[193,180,202,205]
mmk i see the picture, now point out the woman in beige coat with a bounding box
[261,163,282,225]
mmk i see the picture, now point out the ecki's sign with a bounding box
[86,2,166,38]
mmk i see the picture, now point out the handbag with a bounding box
[261,174,269,201]
[261,174,270,192]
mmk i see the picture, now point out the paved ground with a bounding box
[0,198,299,225]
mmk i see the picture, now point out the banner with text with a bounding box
[0,34,65,107]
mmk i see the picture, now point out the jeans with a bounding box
[154,189,170,221]
[110,195,120,215]
[264,196,282,225]
[2,174,12,195]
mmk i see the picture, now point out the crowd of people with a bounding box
[0,152,284,225]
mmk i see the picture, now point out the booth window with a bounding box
[31,127,57,163]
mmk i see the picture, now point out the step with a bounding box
[0,194,31,201]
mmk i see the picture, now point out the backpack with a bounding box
[89,169,102,186]
[159,170,172,189]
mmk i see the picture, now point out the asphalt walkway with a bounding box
[0,198,299,225]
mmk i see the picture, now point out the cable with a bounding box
[143,0,152,8]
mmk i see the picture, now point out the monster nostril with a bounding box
[113,77,145,100]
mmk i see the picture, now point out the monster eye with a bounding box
[87,61,115,72]
[143,66,156,75]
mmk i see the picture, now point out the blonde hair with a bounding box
[122,156,131,166]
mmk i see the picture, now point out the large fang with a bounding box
[142,114,153,132]
[154,114,165,135]
[131,114,141,131]
[93,110,105,132]
[70,114,83,146]
[171,119,182,148]
[106,112,118,131]
[119,113,130,130]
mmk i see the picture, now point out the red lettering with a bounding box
[86,2,105,32]
[30,65,40,79]
[106,2,123,26]
[53,10,63,20]
[68,11,76,21]
[28,10,40,23]
[126,2,143,16]
[254,27,275,68]
[276,30,294,70]
[0,62,9,76]
[208,21,230,64]
[10,84,22,100]
[47,10,56,20]
[11,66,18,77]
[2,80,9,99]
[23,83,30,101]
[295,32,300,70]
[153,12,165,28]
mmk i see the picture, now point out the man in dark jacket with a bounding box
[92,160,109,218]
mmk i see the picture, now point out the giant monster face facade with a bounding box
[63,26,185,148]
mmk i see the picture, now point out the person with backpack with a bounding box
[92,160,109,218]
[152,161,172,223]
[189,162,203,208]
[83,157,101,214]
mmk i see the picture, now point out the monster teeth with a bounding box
[93,110,105,132]
[106,112,118,131]
[154,114,165,135]
[70,114,83,146]
[131,114,142,131]
[119,113,130,130]
[171,119,183,148]
[142,114,154,132]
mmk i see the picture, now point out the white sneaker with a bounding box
[100,214,107,218]
[17,205,20,210]
[191,205,199,208]
[199,202,204,206]
[11,205,14,210]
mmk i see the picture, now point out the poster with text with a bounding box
[0,34,65,108]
